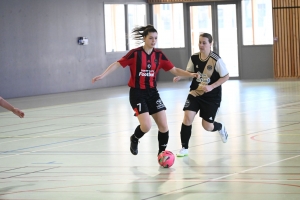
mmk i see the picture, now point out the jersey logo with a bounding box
[147,63,151,69]
[207,65,213,71]
[139,69,154,77]
[196,72,210,84]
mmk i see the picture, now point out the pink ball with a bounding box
[158,150,175,168]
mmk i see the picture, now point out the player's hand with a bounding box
[13,108,24,118]
[92,75,102,83]
[191,73,199,79]
[198,85,214,93]
[173,76,181,82]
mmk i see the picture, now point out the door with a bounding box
[188,2,239,77]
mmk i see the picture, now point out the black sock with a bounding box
[131,125,145,141]
[158,131,169,153]
[212,122,222,131]
[181,123,192,149]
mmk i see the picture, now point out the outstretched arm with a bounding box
[173,72,193,82]
[92,62,122,83]
[169,67,198,79]
[0,96,25,118]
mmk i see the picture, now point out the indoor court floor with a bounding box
[1,79,300,200]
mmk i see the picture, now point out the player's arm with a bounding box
[172,58,195,82]
[211,74,229,89]
[92,62,122,83]
[207,58,230,90]
[0,96,25,118]
[173,71,194,82]
[200,57,230,93]
[169,67,198,79]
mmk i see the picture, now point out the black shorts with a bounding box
[129,88,166,116]
[183,94,220,123]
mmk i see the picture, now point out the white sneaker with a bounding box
[176,148,188,157]
[218,125,228,143]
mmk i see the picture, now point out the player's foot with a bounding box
[158,150,164,156]
[176,147,188,157]
[130,135,139,155]
[218,125,228,143]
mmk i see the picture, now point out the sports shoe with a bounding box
[218,125,228,143]
[176,147,188,157]
[130,135,139,155]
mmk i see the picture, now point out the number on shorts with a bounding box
[137,103,141,112]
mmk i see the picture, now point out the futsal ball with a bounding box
[157,150,175,168]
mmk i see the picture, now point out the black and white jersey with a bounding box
[186,51,228,100]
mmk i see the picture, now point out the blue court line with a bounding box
[1,136,97,154]
[32,161,62,164]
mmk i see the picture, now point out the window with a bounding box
[127,4,147,49]
[153,3,184,48]
[104,4,146,52]
[190,5,212,54]
[242,0,273,45]
[104,4,125,52]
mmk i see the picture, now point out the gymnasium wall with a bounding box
[0,0,273,99]
[239,46,273,79]
[0,0,145,99]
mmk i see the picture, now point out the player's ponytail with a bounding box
[131,24,157,45]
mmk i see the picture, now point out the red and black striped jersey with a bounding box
[117,47,174,89]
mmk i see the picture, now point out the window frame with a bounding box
[104,3,148,54]
[241,0,273,46]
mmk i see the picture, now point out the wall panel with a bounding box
[273,0,300,77]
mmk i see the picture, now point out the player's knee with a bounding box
[183,117,193,125]
[202,122,214,131]
[203,126,212,131]
[158,124,168,133]
[183,112,195,125]
[140,123,152,133]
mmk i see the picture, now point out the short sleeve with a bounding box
[186,57,194,72]
[215,58,229,77]
[159,53,175,71]
[117,49,135,68]
[117,57,131,68]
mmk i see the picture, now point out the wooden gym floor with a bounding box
[1,79,300,200]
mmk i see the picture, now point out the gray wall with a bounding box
[0,0,144,98]
[0,0,273,99]
[240,46,273,79]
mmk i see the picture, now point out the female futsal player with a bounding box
[173,33,229,157]
[92,25,198,156]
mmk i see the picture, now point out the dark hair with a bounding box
[200,33,213,43]
[131,24,157,44]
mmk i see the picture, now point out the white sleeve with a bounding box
[186,57,194,72]
[215,58,229,77]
